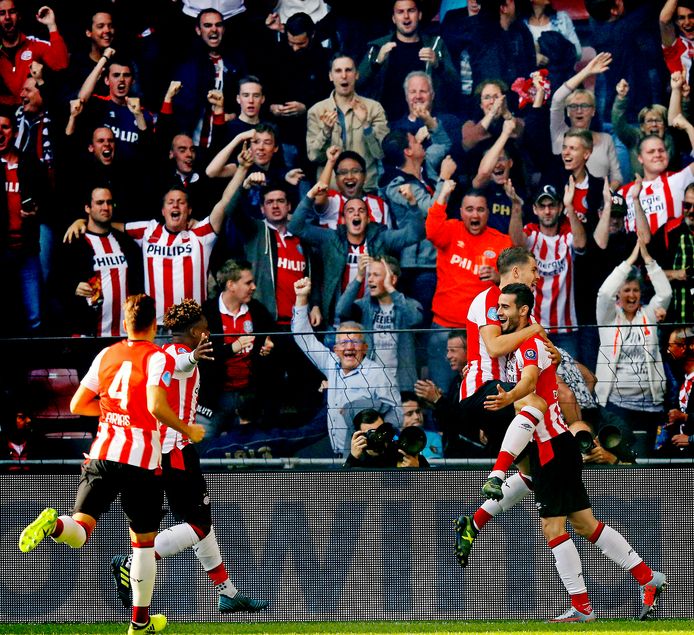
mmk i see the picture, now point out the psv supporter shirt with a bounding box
[426,201,512,327]
[81,340,175,470]
[125,218,217,323]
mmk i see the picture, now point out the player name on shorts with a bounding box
[104,411,131,426]
[145,243,194,257]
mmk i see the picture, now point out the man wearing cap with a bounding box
[509,183,586,359]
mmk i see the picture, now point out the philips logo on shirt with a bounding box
[93,254,127,269]
[146,244,193,257]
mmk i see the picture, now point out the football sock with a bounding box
[51,516,88,548]
[588,521,648,580]
[488,407,542,480]
[130,545,156,614]
[549,533,591,613]
[154,523,200,558]
[474,472,533,531]
[193,527,237,595]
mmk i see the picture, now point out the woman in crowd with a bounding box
[595,238,672,458]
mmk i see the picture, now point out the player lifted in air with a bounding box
[472,284,667,622]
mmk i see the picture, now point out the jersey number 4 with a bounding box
[108,362,132,409]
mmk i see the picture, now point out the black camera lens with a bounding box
[396,426,427,456]
[575,430,596,454]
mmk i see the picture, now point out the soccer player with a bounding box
[18,294,206,634]
[110,299,269,614]
[452,247,552,567]
[483,284,667,622]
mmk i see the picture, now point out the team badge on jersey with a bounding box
[243,320,254,333]
[487,307,498,320]
[162,371,172,386]
[21,51,33,61]
[177,346,187,354]
[524,348,537,360]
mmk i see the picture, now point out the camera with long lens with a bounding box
[576,424,633,461]
[364,422,427,456]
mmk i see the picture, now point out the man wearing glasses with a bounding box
[291,277,402,456]
[662,327,694,455]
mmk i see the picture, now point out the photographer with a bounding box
[569,420,635,465]
[345,408,429,469]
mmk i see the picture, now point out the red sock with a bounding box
[491,450,515,474]
[629,561,653,586]
[570,592,592,614]
[473,507,493,531]
[132,606,149,625]
[207,562,228,586]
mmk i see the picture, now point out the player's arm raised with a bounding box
[480,322,543,359]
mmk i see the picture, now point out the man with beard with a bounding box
[288,180,423,325]
[509,183,586,359]
[661,326,694,455]
[425,178,512,389]
[476,283,667,623]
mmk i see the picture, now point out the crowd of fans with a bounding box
[0,0,693,465]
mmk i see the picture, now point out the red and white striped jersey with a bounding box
[125,218,217,323]
[663,35,694,77]
[83,232,130,337]
[317,191,390,229]
[680,370,694,413]
[506,335,567,445]
[81,340,175,470]
[524,221,577,333]
[160,343,198,454]
[461,286,504,400]
[620,168,694,235]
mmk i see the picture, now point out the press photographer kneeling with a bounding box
[345,408,429,468]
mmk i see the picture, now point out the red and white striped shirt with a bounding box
[125,218,217,323]
[81,340,174,470]
[507,335,567,463]
[461,286,504,399]
[83,232,130,337]
[524,220,577,333]
[663,35,694,77]
[317,191,390,229]
[160,343,198,454]
[680,370,694,413]
[620,168,694,235]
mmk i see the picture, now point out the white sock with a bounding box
[502,407,542,455]
[550,535,587,595]
[194,528,238,597]
[131,547,156,609]
[51,516,87,548]
[480,473,533,518]
[154,523,200,558]
[593,524,643,570]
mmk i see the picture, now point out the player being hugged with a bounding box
[482,284,667,623]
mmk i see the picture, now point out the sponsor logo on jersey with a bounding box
[145,243,193,257]
[93,253,127,268]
